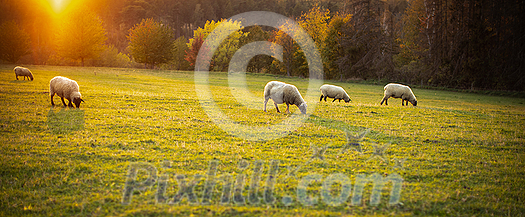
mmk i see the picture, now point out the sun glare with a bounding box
[46,0,72,15]
[50,0,64,13]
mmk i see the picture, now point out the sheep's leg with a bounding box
[401,100,405,106]
[380,96,388,105]
[67,100,74,107]
[285,103,290,113]
[60,97,68,107]
[319,95,324,102]
[50,94,55,106]
[274,102,281,113]
[324,96,327,101]
[264,99,269,112]
[332,98,336,102]
[16,75,18,80]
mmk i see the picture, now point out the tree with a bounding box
[271,26,298,77]
[297,6,330,50]
[339,0,392,80]
[94,45,134,68]
[170,36,190,70]
[185,33,204,69]
[322,14,351,80]
[211,21,247,72]
[55,8,107,66]
[295,6,330,78]
[119,1,151,30]
[243,25,273,73]
[0,21,31,63]
[185,19,247,71]
[128,18,175,69]
[396,0,525,90]
[397,0,424,65]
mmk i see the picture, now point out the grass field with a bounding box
[1,64,524,216]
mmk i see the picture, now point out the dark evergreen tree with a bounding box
[0,21,31,63]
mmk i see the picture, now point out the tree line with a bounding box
[0,0,523,91]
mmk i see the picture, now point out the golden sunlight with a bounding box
[45,0,72,15]
[50,0,64,13]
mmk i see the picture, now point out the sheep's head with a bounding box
[73,97,84,108]
[71,92,84,108]
[298,102,307,114]
[410,99,417,106]
[29,73,34,81]
[344,95,351,103]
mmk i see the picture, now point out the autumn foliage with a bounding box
[184,33,204,67]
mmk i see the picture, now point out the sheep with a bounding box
[14,66,34,81]
[49,76,84,108]
[380,83,417,106]
[263,81,307,114]
[319,84,351,103]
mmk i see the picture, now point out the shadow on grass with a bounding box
[307,114,400,142]
[307,114,365,132]
[47,108,84,134]
[9,80,32,83]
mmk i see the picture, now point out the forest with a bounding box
[0,0,523,91]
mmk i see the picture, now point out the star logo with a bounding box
[366,142,391,163]
[337,129,370,157]
[275,126,407,207]
[309,143,328,161]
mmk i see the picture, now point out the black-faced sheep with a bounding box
[14,66,34,81]
[380,83,417,106]
[319,84,351,103]
[49,76,84,108]
[263,81,307,114]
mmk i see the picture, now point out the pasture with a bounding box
[0,65,524,216]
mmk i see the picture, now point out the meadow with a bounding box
[0,64,524,216]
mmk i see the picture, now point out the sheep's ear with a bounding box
[81,99,85,102]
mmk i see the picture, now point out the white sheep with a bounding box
[14,66,34,81]
[319,84,351,103]
[263,81,307,114]
[49,76,84,108]
[380,83,417,106]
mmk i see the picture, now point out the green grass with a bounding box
[1,64,524,216]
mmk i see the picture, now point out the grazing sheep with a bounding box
[380,83,417,106]
[49,76,84,108]
[319,84,351,103]
[263,81,307,114]
[14,66,34,81]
